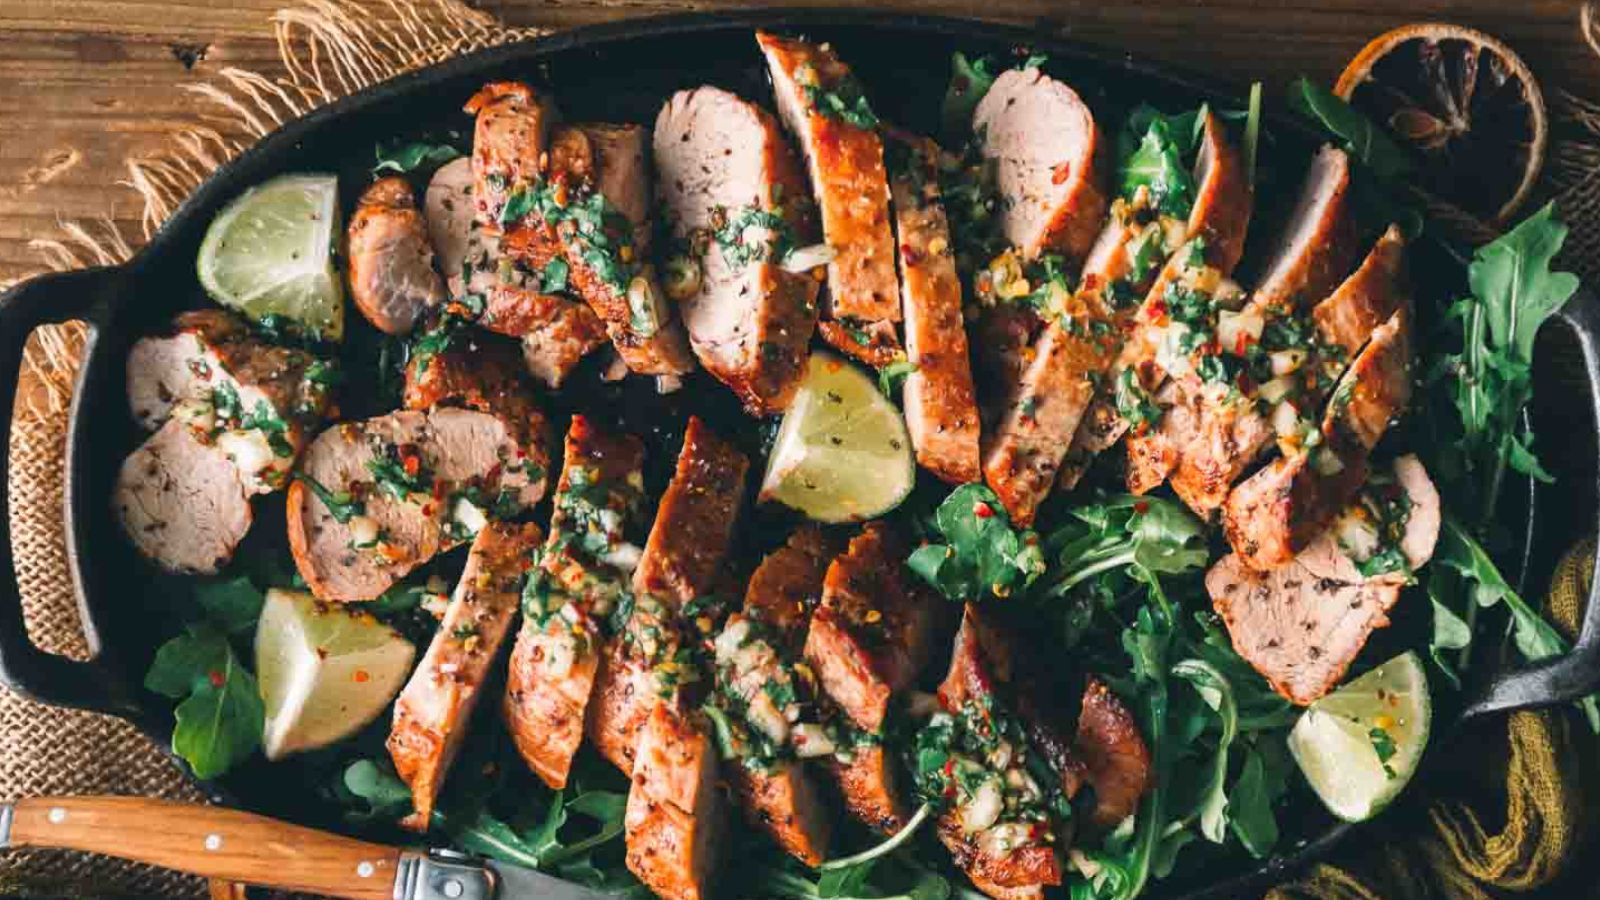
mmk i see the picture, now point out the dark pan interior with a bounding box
[37,9,1572,899]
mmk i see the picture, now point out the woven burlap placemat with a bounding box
[5,1,1600,896]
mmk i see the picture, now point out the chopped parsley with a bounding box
[539,257,570,293]
[1115,367,1163,432]
[366,444,432,503]
[500,179,639,291]
[803,74,879,130]
[713,206,796,269]
[295,473,364,524]
[1368,725,1399,778]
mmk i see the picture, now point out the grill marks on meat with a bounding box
[346,176,448,335]
[1311,225,1408,357]
[972,67,1109,261]
[401,327,554,478]
[115,419,253,575]
[1222,308,1414,571]
[994,111,1248,521]
[625,703,729,900]
[890,134,982,484]
[119,310,332,572]
[506,417,647,788]
[805,524,938,832]
[388,521,541,829]
[287,407,546,601]
[653,86,821,414]
[756,32,901,358]
[1209,456,1440,704]
[633,416,750,604]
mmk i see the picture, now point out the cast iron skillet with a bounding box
[0,9,1598,898]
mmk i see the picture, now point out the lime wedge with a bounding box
[255,588,414,760]
[197,174,345,339]
[1288,651,1431,822]
[759,351,914,523]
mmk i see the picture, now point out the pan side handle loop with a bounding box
[0,267,134,716]
[1462,287,1600,721]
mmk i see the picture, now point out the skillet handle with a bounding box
[1462,287,1600,720]
[0,267,132,715]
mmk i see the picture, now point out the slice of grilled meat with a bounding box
[504,415,647,788]
[115,418,254,575]
[632,416,751,604]
[756,31,901,360]
[346,176,448,335]
[463,82,554,227]
[1221,307,1413,571]
[625,702,729,900]
[1250,146,1358,313]
[1210,455,1440,704]
[389,521,541,829]
[654,86,821,415]
[971,66,1109,261]
[287,406,548,602]
[890,134,982,485]
[805,523,940,832]
[500,122,696,378]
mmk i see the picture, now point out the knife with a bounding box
[0,796,608,900]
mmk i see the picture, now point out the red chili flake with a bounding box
[402,454,421,477]
[1147,298,1168,323]
[353,670,370,684]
[1133,500,1150,514]
[422,504,435,517]
[207,669,225,688]
[1050,161,1073,185]
[973,501,995,519]
[1234,333,1252,356]
[1081,273,1102,292]
[901,243,923,266]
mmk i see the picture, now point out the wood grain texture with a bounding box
[0,0,1596,285]
[8,796,402,899]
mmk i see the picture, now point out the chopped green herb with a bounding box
[295,472,364,524]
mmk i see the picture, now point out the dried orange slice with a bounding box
[1335,22,1546,225]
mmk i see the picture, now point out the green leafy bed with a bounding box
[141,53,1593,900]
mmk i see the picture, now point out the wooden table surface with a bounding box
[0,0,1596,286]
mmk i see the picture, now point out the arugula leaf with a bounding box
[1285,77,1412,180]
[1435,518,1600,730]
[145,624,263,779]
[1471,203,1580,365]
[1225,745,1280,857]
[878,358,918,397]
[340,758,413,823]
[192,576,265,635]
[1117,106,1202,218]
[1039,495,1208,597]
[906,484,1045,601]
[372,140,462,175]
[941,53,998,144]
[1170,659,1237,843]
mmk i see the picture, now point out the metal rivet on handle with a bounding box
[204,834,222,851]
[357,861,375,878]
[442,878,464,899]
[47,808,65,824]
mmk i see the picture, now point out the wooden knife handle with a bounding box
[5,796,402,900]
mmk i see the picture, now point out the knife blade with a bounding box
[1,796,612,900]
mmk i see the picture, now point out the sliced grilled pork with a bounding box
[346,177,448,335]
[632,416,750,604]
[891,135,981,484]
[1073,676,1152,827]
[505,416,647,788]
[424,157,476,287]
[971,67,1109,260]
[463,82,554,226]
[388,521,541,829]
[1165,227,1409,515]
[625,702,728,900]
[653,86,821,414]
[1209,456,1440,704]
[589,418,747,774]
[756,30,900,354]
[706,528,838,865]
[1222,308,1413,570]
[500,123,695,377]
[998,111,1249,515]
[805,524,939,831]
[421,156,608,386]
[930,607,1065,899]
[115,418,252,575]
[1251,146,1358,312]
[286,407,547,602]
